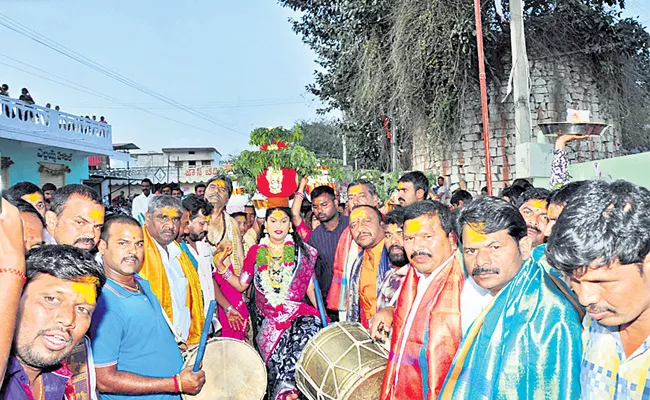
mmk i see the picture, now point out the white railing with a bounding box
[0,94,113,154]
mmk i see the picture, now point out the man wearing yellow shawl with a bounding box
[440,196,582,399]
[375,200,464,400]
[138,195,205,346]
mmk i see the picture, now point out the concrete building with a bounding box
[127,147,223,193]
[0,94,115,190]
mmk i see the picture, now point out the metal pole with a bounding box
[391,124,398,172]
[342,133,347,166]
[510,0,532,144]
[474,0,493,195]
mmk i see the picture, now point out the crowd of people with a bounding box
[1,82,108,124]
[0,132,648,400]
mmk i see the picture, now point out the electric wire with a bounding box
[0,12,247,136]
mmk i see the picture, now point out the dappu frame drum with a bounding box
[297,322,389,400]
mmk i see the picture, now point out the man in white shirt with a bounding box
[180,195,245,334]
[435,176,450,206]
[139,195,195,344]
[131,178,153,224]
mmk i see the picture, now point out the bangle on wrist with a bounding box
[225,305,233,313]
[294,191,305,199]
[177,374,183,394]
[0,268,27,285]
[173,374,179,393]
[223,269,233,280]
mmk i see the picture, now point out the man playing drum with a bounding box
[371,200,464,399]
[90,215,206,399]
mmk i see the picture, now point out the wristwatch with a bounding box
[225,305,233,314]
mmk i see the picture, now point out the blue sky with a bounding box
[0,0,324,157]
[0,0,648,158]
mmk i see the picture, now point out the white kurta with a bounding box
[154,240,191,340]
[186,240,222,332]
[131,193,151,223]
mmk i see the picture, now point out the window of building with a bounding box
[188,161,196,166]
[188,151,195,155]
[202,160,211,166]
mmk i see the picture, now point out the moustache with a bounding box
[398,197,405,203]
[527,224,541,234]
[122,256,140,264]
[161,229,176,236]
[586,305,615,314]
[74,237,95,247]
[472,266,500,276]
[38,328,73,345]
[388,244,404,254]
[410,250,433,259]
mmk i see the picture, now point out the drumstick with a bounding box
[312,277,328,328]
[192,300,217,372]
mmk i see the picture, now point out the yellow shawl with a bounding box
[139,225,205,344]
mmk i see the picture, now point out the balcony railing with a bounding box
[0,94,113,155]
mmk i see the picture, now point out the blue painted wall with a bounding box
[0,138,89,186]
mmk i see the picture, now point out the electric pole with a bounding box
[510,0,532,144]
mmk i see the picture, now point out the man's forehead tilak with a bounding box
[465,222,488,243]
[71,276,99,305]
[26,193,41,203]
[404,219,422,236]
[348,185,364,195]
[350,207,370,221]
[525,199,548,210]
[87,209,103,223]
[159,206,179,218]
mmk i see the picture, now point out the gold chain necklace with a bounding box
[110,278,140,293]
[36,374,43,400]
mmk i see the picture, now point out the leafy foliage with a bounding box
[298,119,344,159]
[249,125,303,147]
[232,125,346,194]
[279,0,650,164]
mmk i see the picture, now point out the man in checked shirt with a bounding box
[547,179,650,399]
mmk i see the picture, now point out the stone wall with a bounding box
[411,53,622,195]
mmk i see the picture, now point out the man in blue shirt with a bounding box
[90,215,205,399]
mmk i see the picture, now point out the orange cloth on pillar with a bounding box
[359,239,385,323]
[139,226,205,345]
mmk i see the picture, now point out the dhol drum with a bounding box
[182,337,267,400]
[296,322,389,400]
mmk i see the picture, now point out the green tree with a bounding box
[298,120,344,160]
[279,0,650,164]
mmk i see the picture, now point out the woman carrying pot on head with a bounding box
[215,206,324,400]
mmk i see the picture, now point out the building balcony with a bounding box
[0,95,113,156]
